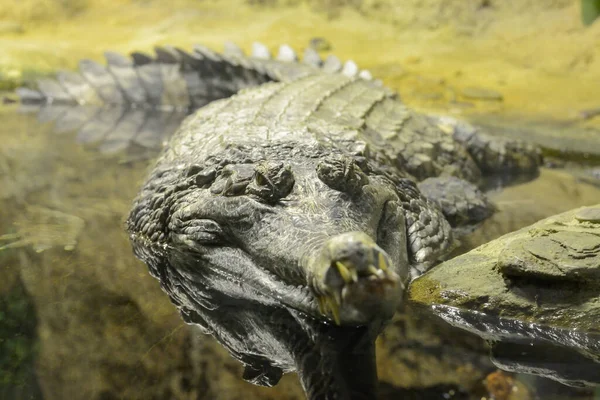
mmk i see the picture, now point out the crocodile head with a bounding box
[128,145,410,327]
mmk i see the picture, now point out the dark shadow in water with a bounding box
[0,277,44,400]
[491,340,600,388]
[19,103,187,163]
[427,304,600,387]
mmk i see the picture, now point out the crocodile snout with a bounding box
[310,232,402,325]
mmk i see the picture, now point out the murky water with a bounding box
[1,102,599,400]
[0,2,599,397]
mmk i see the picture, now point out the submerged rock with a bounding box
[409,205,600,387]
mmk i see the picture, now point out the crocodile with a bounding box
[16,42,541,399]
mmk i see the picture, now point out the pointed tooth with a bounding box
[342,60,359,77]
[223,41,244,58]
[383,271,400,286]
[334,289,343,304]
[303,47,322,67]
[335,261,352,283]
[323,54,342,73]
[367,265,380,276]
[277,44,297,62]
[317,296,326,315]
[359,69,373,80]
[251,42,271,60]
[378,252,388,271]
[328,298,341,325]
[350,269,358,282]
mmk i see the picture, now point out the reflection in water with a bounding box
[1,103,600,399]
[22,104,188,162]
[431,305,600,387]
[491,341,600,388]
[162,273,380,398]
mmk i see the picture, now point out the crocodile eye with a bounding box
[247,161,295,203]
[316,154,369,196]
[255,172,267,186]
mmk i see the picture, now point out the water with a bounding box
[0,104,599,399]
[1,1,600,397]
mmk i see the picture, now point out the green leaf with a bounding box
[582,0,600,26]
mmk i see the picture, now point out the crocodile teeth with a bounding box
[223,41,244,58]
[303,47,322,67]
[327,296,341,325]
[335,261,352,283]
[367,265,381,277]
[332,290,342,307]
[342,60,359,77]
[251,42,271,60]
[316,295,341,325]
[378,252,388,271]
[277,44,297,62]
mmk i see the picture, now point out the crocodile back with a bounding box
[159,73,478,182]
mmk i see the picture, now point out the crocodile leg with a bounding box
[417,176,494,227]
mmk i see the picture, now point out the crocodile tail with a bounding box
[16,42,379,111]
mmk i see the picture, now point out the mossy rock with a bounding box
[410,204,600,359]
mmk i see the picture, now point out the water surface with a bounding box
[1,104,599,399]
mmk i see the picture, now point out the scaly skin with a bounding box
[18,42,542,399]
[128,73,465,324]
